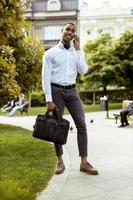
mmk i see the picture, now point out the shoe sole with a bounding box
[55,167,65,175]
[118,125,125,127]
[80,168,98,175]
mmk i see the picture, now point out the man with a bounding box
[8,94,25,116]
[119,101,133,127]
[42,23,98,175]
[1,98,17,113]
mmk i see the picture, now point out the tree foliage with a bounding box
[0,0,44,105]
[0,0,26,104]
[83,30,133,95]
[113,30,133,94]
[0,46,20,105]
[14,36,44,93]
[84,32,118,93]
[0,0,26,46]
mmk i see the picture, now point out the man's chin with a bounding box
[63,39,71,44]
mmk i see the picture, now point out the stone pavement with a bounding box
[0,111,133,200]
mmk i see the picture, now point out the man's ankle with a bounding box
[81,157,88,164]
[57,156,63,162]
[55,157,65,174]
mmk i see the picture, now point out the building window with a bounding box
[43,26,62,40]
[47,0,61,11]
[34,26,43,40]
[26,3,32,11]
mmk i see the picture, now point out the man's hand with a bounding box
[73,35,80,51]
[46,102,57,111]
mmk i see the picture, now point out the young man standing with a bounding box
[42,23,98,175]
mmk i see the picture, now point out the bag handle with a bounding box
[45,107,62,122]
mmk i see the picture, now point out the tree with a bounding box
[0,46,20,105]
[0,0,27,104]
[84,32,118,94]
[0,0,27,46]
[113,30,133,97]
[0,0,44,104]
[14,36,44,93]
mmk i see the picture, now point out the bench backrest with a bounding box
[122,100,132,109]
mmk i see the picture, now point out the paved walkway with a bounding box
[0,111,133,200]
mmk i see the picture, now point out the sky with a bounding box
[80,0,133,8]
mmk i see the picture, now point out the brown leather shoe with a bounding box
[118,124,125,127]
[80,162,98,175]
[55,161,65,175]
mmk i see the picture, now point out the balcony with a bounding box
[40,39,60,49]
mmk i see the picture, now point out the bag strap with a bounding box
[45,107,62,122]
[54,108,62,122]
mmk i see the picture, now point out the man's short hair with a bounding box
[64,22,76,27]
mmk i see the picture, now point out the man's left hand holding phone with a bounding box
[73,35,80,51]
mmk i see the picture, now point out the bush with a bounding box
[31,91,46,107]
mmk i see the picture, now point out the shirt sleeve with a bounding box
[42,52,53,102]
[76,50,88,75]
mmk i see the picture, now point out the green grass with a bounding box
[84,102,122,113]
[0,107,46,117]
[0,102,122,117]
[1,102,121,116]
[0,124,56,200]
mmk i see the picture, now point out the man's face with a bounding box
[62,24,76,43]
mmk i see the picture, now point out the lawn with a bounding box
[0,102,122,116]
[27,102,122,115]
[0,124,56,200]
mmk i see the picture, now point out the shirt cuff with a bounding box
[45,94,53,103]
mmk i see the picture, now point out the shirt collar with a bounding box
[57,41,74,50]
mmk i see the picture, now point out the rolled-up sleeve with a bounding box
[42,52,52,102]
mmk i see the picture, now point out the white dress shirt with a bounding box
[42,41,88,102]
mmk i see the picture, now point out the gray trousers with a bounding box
[51,85,88,157]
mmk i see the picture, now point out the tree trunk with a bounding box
[92,92,96,104]
[28,91,32,108]
[103,86,107,95]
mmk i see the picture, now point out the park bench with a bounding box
[19,102,29,116]
[113,100,132,124]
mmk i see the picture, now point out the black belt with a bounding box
[51,83,75,89]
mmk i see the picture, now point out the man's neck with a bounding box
[61,41,70,49]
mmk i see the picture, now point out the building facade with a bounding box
[80,1,133,47]
[25,0,79,49]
